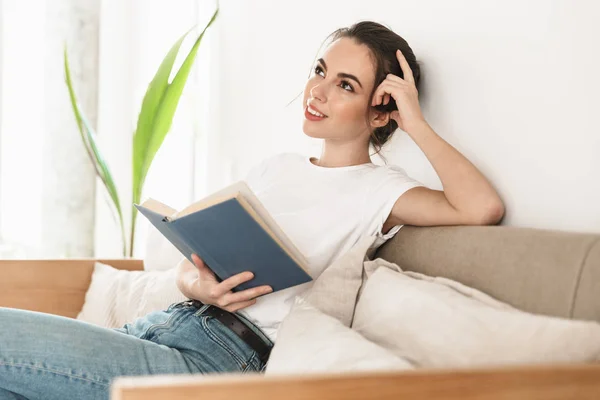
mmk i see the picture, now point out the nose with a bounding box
[309,83,326,102]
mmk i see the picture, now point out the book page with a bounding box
[232,182,310,269]
[174,181,250,218]
[138,198,178,218]
[173,180,309,269]
[235,195,310,274]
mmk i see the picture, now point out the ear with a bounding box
[369,108,391,129]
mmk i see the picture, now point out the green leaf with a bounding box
[132,8,218,204]
[130,7,219,256]
[64,48,127,256]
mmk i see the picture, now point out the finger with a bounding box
[223,285,273,305]
[212,270,255,297]
[223,299,257,313]
[371,88,381,107]
[191,254,216,279]
[371,84,388,106]
[191,253,204,268]
[396,49,415,84]
[386,73,408,85]
[372,81,402,107]
[384,93,391,105]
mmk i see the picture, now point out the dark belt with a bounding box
[191,300,272,363]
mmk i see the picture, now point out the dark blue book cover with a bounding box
[135,197,312,293]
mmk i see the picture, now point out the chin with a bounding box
[302,123,327,139]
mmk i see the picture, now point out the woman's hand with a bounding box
[371,49,426,133]
[176,254,273,312]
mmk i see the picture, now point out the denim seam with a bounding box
[242,351,260,373]
[140,308,184,341]
[193,304,210,316]
[200,317,247,369]
[0,360,109,387]
[150,308,193,343]
[167,300,190,312]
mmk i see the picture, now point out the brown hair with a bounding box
[325,21,422,155]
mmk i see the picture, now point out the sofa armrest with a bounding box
[111,363,600,400]
[0,259,143,317]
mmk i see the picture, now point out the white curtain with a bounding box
[0,0,218,259]
[0,0,55,258]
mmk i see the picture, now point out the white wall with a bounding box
[95,0,217,258]
[211,0,600,234]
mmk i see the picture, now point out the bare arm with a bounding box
[372,49,504,229]
[388,121,504,228]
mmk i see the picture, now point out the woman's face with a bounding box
[302,37,378,143]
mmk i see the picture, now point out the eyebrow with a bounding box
[317,58,363,89]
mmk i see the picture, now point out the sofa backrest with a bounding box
[376,226,600,323]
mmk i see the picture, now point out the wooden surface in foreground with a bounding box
[112,362,600,400]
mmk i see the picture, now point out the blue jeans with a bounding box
[0,301,272,400]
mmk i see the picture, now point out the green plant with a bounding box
[64,7,218,257]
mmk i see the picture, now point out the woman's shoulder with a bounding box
[365,163,423,193]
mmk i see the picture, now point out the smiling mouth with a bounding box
[306,100,327,118]
[307,105,326,118]
[304,106,327,121]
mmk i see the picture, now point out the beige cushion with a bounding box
[574,240,600,320]
[76,262,187,328]
[377,226,600,323]
[300,235,376,327]
[353,262,600,368]
[266,297,413,374]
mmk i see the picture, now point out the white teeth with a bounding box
[307,105,325,117]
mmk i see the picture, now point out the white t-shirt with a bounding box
[237,152,423,341]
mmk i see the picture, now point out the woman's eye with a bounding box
[312,66,353,92]
[340,80,354,92]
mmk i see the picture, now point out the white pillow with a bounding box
[301,235,377,327]
[353,265,600,368]
[77,262,188,328]
[143,225,184,271]
[265,297,414,374]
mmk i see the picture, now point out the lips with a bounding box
[305,107,326,121]
[306,99,328,118]
[308,103,327,117]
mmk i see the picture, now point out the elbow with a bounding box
[475,198,505,225]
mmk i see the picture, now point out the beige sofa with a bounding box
[1,225,600,399]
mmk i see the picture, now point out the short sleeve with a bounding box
[362,165,424,246]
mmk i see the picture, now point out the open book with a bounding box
[135,181,312,293]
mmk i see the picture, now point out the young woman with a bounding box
[0,21,503,399]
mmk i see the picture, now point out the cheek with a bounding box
[333,97,368,124]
